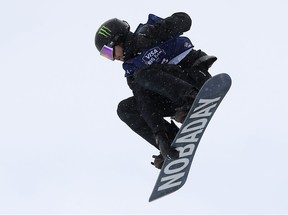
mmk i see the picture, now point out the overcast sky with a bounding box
[1,0,288,215]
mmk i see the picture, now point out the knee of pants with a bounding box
[117,100,128,122]
[117,97,137,122]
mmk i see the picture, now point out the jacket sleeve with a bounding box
[126,76,136,91]
[160,12,192,37]
[136,12,192,50]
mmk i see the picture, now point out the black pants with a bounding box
[117,50,212,150]
[117,95,179,149]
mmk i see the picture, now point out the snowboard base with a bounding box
[149,73,232,202]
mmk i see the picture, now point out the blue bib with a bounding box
[123,36,193,77]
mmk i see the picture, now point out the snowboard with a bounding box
[149,73,232,202]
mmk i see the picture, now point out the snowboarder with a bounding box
[94,12,217,169]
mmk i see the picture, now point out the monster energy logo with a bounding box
[98,26,112,37]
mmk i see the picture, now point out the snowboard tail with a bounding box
[149,73,232,202]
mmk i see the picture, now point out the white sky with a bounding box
[0,0,288,215]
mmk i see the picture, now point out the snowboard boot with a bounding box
[174,105,190,123]
[151,153,164,169]
[174,88,198,123]
[155,131,179,160]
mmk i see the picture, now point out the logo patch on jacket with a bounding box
[142,47,166,65]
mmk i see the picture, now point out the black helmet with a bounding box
[95,18,130,52]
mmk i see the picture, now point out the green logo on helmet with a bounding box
[98,26,112,37]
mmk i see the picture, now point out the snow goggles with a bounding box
[100,45,114,61]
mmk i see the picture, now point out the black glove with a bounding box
[151,154,164,169]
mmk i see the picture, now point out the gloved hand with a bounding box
[151,154,164,169]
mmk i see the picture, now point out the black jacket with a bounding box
[123,12,192,91]
[123,12,192,61]
[121,13,194,134]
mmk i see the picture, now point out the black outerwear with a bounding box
[117,13,214,149]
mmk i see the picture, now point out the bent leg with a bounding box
[117,96,158,149]
[117,96,180,150]
[133,64,197,106]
